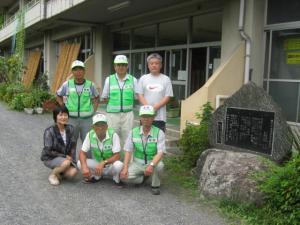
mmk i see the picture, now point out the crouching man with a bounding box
[120,105,165,195]
[77,113,123,185]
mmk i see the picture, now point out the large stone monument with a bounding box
[196,82,293,204]
[209,82,293,163]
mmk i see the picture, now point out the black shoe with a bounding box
[141,175,150,185]
[151,186,160,195]
[82,177,100,184]
[114,180,124,187]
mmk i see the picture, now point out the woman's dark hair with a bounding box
[53,105,69,122]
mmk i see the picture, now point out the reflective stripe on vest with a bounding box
[66,79,93,118]
[132,126,160,164]
[107,74,134,113]
[89,128,114,162]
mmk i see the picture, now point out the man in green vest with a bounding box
[120,105,165,195]
[77,113,123,184]
[101,55,137,147]
[56,60,99,152]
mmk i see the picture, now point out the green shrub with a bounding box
[257,154,300,224]
[179,102,213,168]
[3,82,25,103]
[31,88,51,107]
[22,93,35,108]
[9,93,25,111]
[0,83,7,100]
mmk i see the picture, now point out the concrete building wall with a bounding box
[93,25,112,91]
[247,0,265,87]
[221,0,265,86]
[44,31,56,87]
[221,0,242,64]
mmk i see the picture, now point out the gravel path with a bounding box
[0,103,226,225]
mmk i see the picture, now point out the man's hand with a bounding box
[95,162,105,176]
[144,165,154,176]
[82,166,91,178]
[120,168,128,180]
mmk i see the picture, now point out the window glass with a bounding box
[267,0,300,24]
[192,12,222,43]
[269,81,298,121]
[270,29,300,79]
[133,25,156,49]
[113,30,130,51]
[158,19,188,46]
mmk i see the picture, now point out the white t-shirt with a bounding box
[101,73,138,99]
[137,73,173,122]
[60,130,67,145]
[124,126,166,154]
[81,130,121,155]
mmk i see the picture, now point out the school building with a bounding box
[0,0,299,132]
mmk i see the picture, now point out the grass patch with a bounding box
[162,156,200,200]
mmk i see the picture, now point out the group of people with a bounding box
[41,53,173,195]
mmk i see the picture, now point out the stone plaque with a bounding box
[224,107,274,155]
[208,82,293,163]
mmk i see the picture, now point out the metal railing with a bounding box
[0,0,40,30]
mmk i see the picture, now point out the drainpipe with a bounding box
[239,0,251,84]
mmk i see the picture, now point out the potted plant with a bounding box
[23,94,35,114]
[42,94,58,112]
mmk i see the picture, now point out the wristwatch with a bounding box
[150,162,155,167]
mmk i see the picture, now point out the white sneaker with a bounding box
[48,174,60,185]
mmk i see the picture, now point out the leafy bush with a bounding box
[9,93,25,111]
[179,102,213,168]
[0,83,7,100]
[31,88,51,107]
[257,154,300,224]
[3,82,25,103]
[22,93,35,108]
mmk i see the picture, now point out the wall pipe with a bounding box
[239,0,251,84]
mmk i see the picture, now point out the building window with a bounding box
[264,29,300,122]
[158,19,188,46]
[270,30,300,80]
[113,30,130,51]
[192,12,222,43]
[267,0,300,24]
[133,25,156,49]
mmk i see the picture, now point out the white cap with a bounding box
[71,60,85,69]
[139,105,155,116]
[114,55,128,64]
[92,114,107,125]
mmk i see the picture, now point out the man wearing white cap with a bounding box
[101,55,138,147]
[120,105,165,195]
[56,60,99,152]
[77,113,123,184]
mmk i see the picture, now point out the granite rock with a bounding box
[196,149,269,205]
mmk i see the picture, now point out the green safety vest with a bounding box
[107,74,134,113]
[132,126,160,164]
[89,128,114,162]
[66,79,94,118]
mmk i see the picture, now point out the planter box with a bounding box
[35,107,44,114]
[24,108,34,114]
[42,100,58,112]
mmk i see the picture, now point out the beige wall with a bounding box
[180,42,245,133]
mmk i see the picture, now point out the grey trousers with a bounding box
[122,160,164,187]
